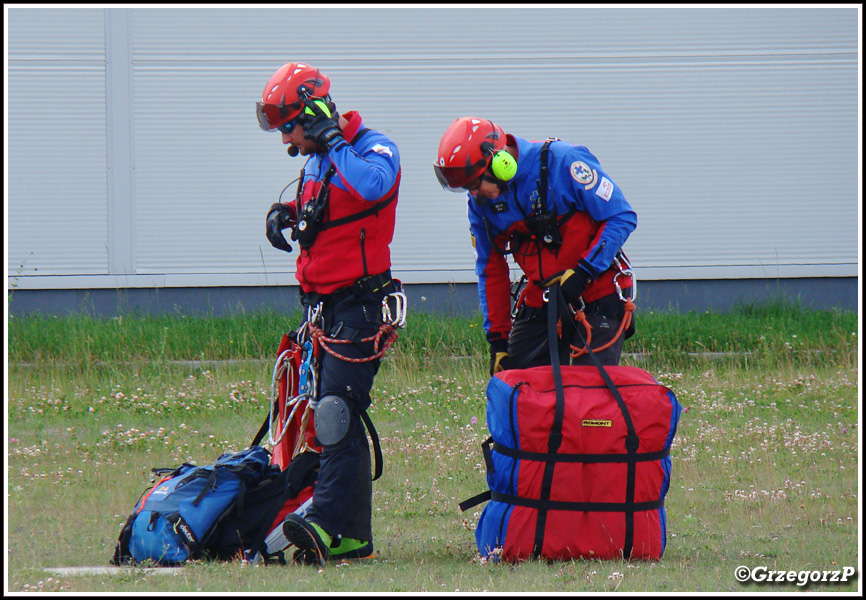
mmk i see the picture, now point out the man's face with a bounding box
[468,169,505,202]
[281,122,318,156]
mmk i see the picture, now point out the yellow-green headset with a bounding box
[482,141,518,182]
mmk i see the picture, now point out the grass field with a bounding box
[5,302,861,593]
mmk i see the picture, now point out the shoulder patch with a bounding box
[570,161,597,189]
[371,144,393,157]
[596,176,614,201]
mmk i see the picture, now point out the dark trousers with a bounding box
[508,291,635,369]
[300,287,390,542]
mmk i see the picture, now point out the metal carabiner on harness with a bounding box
[612,254,636,303]
[381,291,408,328]
[298,340,316,398]
[298,301,323,405]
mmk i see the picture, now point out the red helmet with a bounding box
[434,117,506,191]
[256,62,330,131]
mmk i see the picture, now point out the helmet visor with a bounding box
[434,164,480,193]
[256,101,300,132]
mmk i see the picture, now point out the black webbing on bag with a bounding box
[491,441,668,464]
[531,286,568,558]
[494,490,664,513]
[553,282,641,559]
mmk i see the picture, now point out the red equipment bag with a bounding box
[460,284,682,562]
[465,365,681,562]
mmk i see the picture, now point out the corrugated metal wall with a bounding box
[6,6,860,291]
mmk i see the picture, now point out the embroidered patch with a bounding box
[371,144,393,157]
[152,484,171,497]
[570,161,597,188]
[596,176,614,201]
[491,201,508,214]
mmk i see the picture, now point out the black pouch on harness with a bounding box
[291,166,336,249]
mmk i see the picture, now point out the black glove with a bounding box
[541,268,591,305]
[302,99,344,151]
[489,339,511,376]
[265,202,295,253]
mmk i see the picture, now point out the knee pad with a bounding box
[314,395,352,446]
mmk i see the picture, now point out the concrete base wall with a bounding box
[6,277,858,318]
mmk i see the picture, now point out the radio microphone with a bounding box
[287,145,299,157]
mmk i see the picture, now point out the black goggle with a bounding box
[276,118,299,134]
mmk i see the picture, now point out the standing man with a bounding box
[257,62,401,565]
[434,117,637,373]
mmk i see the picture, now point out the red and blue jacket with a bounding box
[467,135,637,345]
[287,111,400,295]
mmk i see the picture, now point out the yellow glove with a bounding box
[489,340,511,376]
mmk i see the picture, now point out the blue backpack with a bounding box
[112,446,313,565]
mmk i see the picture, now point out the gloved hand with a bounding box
[489,339,511,376]
[265,202,296,253]
[541,268,591,305]
[302,99,344,151]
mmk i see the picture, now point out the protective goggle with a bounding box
[434,164,486,193]
[256,101,301,132]
[276,118,299,134]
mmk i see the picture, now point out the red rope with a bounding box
[309,322,399,363]
[569,298,635,359]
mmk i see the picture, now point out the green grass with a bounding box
[6,302,860,593]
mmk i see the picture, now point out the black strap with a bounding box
[554,282,640,559]
[360,410,384,481]
[318,189,397,231]
[192,468,217,506]
[251,411,270,448]
[493,490,664,513]
[459,490,492,512]
[531,283,567,558]
[491,441,669,464]
[535,140,552,214]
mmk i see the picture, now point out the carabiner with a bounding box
[613,268,636,303]
[382,291,408,328]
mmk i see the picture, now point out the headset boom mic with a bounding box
[287,145,299,157]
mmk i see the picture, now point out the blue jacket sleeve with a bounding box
[559,145,637,278]
[328,132,400,201]
[468,200,512,343]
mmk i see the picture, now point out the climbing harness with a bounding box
[307,288,407,364]
[566,253,636,359]
[266,284,407,468]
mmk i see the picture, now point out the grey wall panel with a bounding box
[6,6,859,290]
[7,8,109,277]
